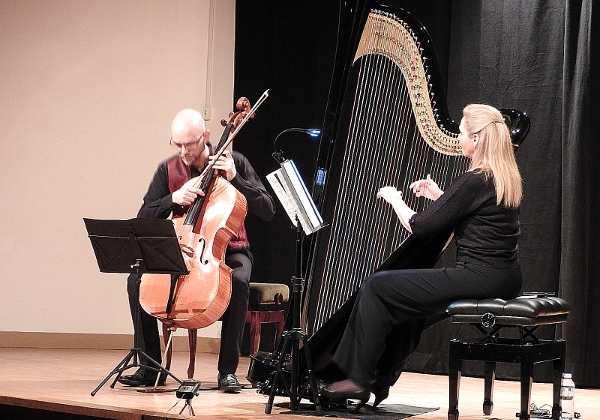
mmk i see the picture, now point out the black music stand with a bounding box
[265,160,325,414]
[84,217,187,396]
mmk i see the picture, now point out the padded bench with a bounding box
[446,295,570,420]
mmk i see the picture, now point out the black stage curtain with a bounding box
[559,0,600,388]
[408,0,600,388]
[234,0,600,387]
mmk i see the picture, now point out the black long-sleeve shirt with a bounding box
[409,170,520,268]
[137,151,275,221]
[136,151,275,257]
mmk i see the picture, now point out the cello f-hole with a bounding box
[197,238,209,265]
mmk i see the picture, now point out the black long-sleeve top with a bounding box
[137,151,275,224]
[409,171,520,268]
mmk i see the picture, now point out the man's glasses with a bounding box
[170,134,204,150]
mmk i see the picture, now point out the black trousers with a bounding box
[127,251,252,376]
[331,262,522,392]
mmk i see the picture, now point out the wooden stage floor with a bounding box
[0,347,598,419]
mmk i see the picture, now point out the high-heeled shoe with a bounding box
[320,380,371,408]
[372,386,389,408]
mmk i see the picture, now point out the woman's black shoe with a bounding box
[373,386,389,407]
[320,380,370,408]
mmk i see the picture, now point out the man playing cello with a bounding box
[119,108,275,392]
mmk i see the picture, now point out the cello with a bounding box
[139,92,269,335]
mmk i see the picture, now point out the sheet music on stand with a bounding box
[266,159,326,235]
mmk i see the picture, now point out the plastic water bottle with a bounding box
[560,372,575,420]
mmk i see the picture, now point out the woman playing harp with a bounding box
[320,104,523,408]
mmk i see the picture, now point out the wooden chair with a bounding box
[162,324,198,379]
[245,282,289,355]
[161,282,290,378]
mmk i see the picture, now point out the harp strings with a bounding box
[311,10,469,332]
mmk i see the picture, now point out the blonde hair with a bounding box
[463,104,522,208]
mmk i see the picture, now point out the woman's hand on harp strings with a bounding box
[376,186,403,204]
[409,174,443,201]
[172,176,205,206]
[377,186,416,233]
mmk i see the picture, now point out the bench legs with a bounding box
[483,361,495,415]
[519,357,533,419]
[448,339,461,420]
[448,339,565,420]
[552,343,566,420]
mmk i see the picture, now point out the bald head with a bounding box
[171,108,206,140]
[170,108,210,167]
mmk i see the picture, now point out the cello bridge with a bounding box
[180,244,195,257]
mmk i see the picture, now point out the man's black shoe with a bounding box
[217,373,242,393]
[118,368,166,387]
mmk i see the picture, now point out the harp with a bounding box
[301,2,530,378]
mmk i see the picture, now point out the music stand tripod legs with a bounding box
[265,223,322,415]
[91,261,182,396]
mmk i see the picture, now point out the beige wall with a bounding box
[0,0,235,341]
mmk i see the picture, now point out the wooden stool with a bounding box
[162,282,290,378]
[162,325,198,379]
[446,295,570,420]
[245,282,289,355]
